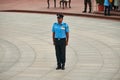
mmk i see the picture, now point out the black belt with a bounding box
[55,38,66,40]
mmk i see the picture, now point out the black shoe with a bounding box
[82,11,86,13]
[61,64,65,70]
[108,14,111,16]
[61,67,65,70]
[56,66,61,70]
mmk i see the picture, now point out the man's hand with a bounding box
[66,41,68,46]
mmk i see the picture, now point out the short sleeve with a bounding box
[52,23,55,32]
[65,23,69,33]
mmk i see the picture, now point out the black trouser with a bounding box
[84,0,92,12]
[104,6,111,15]
[54,38,66,67]
[47,0,56,8]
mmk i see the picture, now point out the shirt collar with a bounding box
[57,22,64,25]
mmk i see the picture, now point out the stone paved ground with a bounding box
[0,12,120,80]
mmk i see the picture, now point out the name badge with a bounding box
[61,26,65,30]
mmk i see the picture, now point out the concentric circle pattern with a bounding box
[0,39,20,73]
[0,12,120,80]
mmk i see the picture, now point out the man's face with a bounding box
[57,18,63,23]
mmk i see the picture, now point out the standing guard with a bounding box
[47,0,56,8]
[82,0,92,13]
[52,13,69,70]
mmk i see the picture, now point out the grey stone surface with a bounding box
[0,12,120,80]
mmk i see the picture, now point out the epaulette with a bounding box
[54,22,58,25]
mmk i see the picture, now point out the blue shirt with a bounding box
[52,22,69,38]
[104,0,110,6]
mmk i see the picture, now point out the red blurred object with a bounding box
[98,5,104,11]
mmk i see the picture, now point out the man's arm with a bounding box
[66,32,69,46]
[52,32,55,45]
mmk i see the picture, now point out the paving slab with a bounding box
[0,12,120,80]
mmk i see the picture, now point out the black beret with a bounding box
[57,13,64,18]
